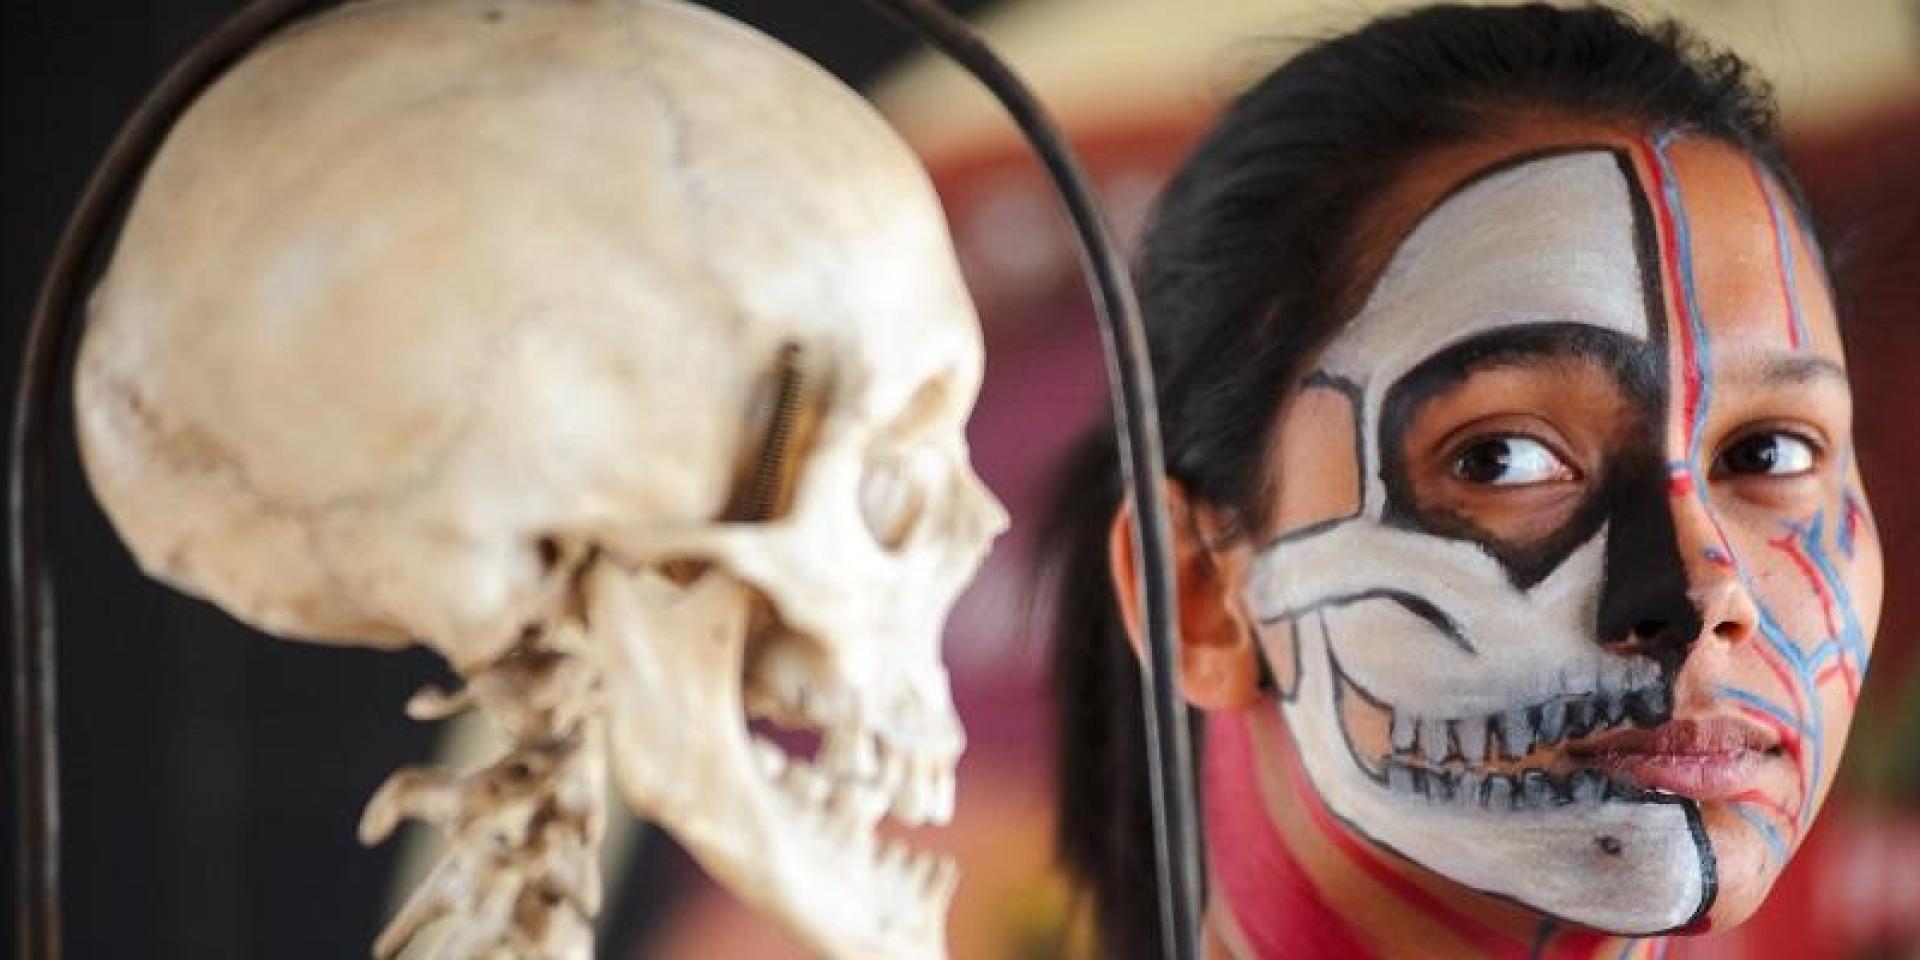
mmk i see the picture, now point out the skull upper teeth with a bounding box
[744,676,958,919]
[823,728,880,781]
[751,732,953,829]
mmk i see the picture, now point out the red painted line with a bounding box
[1635,136,1703,450]
[1765,532,1860,699]
[1742,648,1819,830]
[1734,701,1804,769]
[1667,472,1694,497]
[1273,718,1528,959]
[1842,495,1870,557]
[1815,657,1860,704]
[1751,640,1808,747]
[1746,161,1802,350]
[1728,790,1799,839]
[1768,533,1839,639]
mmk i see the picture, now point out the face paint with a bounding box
[1241,140,1879,935]
[1626,133,1878,924]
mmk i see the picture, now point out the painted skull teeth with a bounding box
[1378,760,1670,810]
[1384,684,1672,766]
[1335,646,1673,794]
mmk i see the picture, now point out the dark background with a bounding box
[1,1,997,956]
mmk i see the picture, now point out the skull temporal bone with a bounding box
[74,0,1006,955]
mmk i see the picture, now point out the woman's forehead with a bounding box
[1627,134,1844,363]
[1320,148,1654,382]
[1334,124,1842,374]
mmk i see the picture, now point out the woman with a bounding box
[1044,4,1881,957]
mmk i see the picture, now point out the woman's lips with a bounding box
[1568,715,1782,800]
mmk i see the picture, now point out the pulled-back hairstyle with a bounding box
[1040,5,1807,955]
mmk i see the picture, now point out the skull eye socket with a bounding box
[860,451,929,550]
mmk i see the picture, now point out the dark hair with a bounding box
[1040,4,1806,955]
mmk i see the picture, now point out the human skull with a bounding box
[74,0,1006,955]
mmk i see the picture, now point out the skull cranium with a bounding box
[75,0,1006,955]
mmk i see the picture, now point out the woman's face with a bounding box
[1241,131,1882,933]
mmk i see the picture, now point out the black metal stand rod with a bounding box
[849,3,1203,958]
[8,3,337,957]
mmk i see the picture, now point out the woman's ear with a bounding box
[1108,480,1264,710]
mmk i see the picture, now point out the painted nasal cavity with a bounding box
[1601,132,1805,659]
[1589,136,1717,662]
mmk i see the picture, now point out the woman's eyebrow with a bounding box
[1715,348,1849,389]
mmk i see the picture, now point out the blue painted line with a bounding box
[1838,492,1861,560]
[1799,511,1871,672]
[1732,801,1790,864]
[1650,132,1716,465]
[1716,685,1810,736]
[1753,160,1811,349]
[1648,132,1837,837]
[1742,586,1829,833]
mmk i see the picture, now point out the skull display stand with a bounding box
[68,0,1008,955]
[10,0,1198,957]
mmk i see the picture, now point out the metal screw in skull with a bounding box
[73,0,1007,956]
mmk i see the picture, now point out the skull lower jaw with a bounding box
[588,561,959,958]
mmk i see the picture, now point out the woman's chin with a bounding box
[1696,800,1786,930]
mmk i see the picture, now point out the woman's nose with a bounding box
[1660,485,1761,650]
[1594,464,1759,662]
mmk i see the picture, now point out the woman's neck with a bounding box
[1201,707,1678,959]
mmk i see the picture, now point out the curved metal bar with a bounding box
[8,2,337,956]
[848,2,1202,957]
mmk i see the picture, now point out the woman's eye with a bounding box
[1451,436,1570,486]
[1718,432,1818,477]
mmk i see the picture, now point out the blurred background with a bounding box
[4,1,1916,957]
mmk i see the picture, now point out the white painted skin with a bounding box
[75,1,1006,957]
[1245,152,1713,934]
